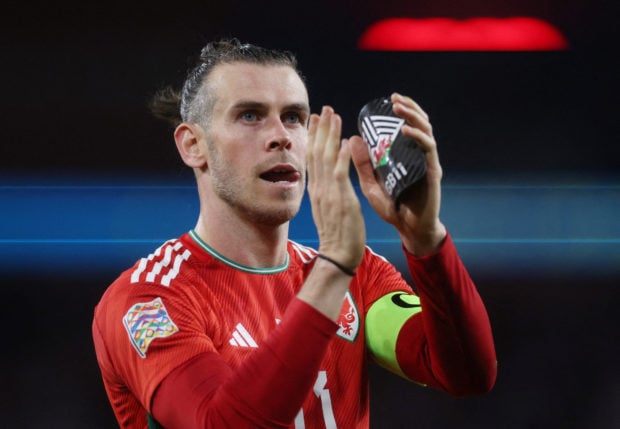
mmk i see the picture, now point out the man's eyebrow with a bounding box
[230,101,310,114]
[283,103,311,114]
[230,101,266,111]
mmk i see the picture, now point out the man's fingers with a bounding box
[324,112,342,165]
[349,135,374,186]
[400,125,435,152]
[307,113,320,163]
[334,138,351,179]
[393,103,432,136]
[308,110,365,268]
[391,92,429,121]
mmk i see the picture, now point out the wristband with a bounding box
[316,254,356,276]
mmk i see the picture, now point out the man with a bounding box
[92,39,497,428]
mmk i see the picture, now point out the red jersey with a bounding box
[93,231,496,428]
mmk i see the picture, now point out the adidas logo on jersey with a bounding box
[229,323,258,348]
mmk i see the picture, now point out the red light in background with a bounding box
[358,17,569,51]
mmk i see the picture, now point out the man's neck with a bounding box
[192,209,290,269]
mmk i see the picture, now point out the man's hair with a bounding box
[150,39,303,128]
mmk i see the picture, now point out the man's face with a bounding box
[201,62,310,226]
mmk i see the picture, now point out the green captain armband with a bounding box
[365,291,422,380]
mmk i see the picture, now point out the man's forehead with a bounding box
[208,62,309,109]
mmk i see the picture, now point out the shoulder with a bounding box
[93,235,213,357]
[285,240,394,274]
[288,240,318,261]
[357,245,393,274]
[287,240,318,272]
[95,235,200,312]
[128,236,194,288]
[351,246,413,304]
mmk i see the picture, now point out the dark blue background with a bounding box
[2,1,618,427]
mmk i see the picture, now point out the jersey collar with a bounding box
[188,229,290,274]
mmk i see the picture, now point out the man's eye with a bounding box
[241,112,258,121]
[283,113,301,124]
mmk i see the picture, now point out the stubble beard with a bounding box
[208,148,305,227]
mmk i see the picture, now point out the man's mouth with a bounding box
[259,165,301,183]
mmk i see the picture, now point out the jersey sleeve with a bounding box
[92,272,218,414]
[394,233,498,395]
[151,298,338,428]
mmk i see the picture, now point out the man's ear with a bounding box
[174,123,208,169]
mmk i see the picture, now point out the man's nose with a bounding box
[265,117,292,151]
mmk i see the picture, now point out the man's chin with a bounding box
[251,208,299,227]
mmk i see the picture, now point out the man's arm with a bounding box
[151,298,337,428]
[352,93,496,395]
[398,234,497,395]
[363,235,497,396]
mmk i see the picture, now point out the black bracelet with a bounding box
[316,254,356,276]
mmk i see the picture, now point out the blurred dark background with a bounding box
[2,0,619,427]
